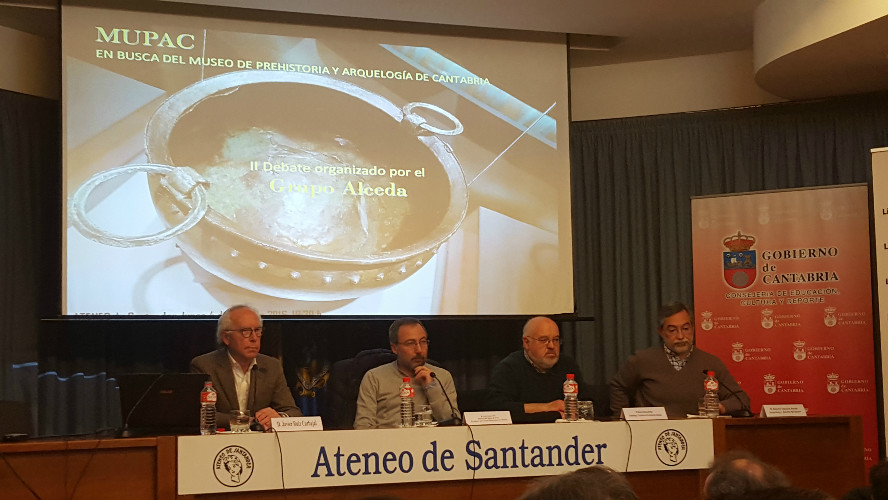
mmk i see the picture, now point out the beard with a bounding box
[531,352,559,370]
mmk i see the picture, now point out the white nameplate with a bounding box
[621,407,668,420]
[271,416,324,431]
[760,404,807,417]
[463,411,512,426]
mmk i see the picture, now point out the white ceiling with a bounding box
[0,0,763,67]
[163,0,764,67]
[3,0,888,99]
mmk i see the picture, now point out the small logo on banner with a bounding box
[824,307,837,327]
[793,340,807,361]
[760,309,773,329]
[214,446,254,487]
[731,342,744,362]
[763,374,776,395]
[700,311,713,331]
[722,231,756,289]
[826,373,840,394]
[655,429,688,466]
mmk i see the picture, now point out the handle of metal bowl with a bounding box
[402,102,463,136]
[68,163,209,248]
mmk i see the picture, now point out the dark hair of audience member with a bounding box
[516,465,638,500]
[720,485,835,500]
[705,450,790,500]
[870,460,888,500]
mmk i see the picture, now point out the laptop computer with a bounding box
[116,373,210,437]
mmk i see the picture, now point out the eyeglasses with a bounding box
[225,327,263,338]
[527,336,562,345]
[398,339,430,348]
[663,324,693,336]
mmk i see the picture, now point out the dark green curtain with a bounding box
[570,93,888,384]
[0,90,58,397]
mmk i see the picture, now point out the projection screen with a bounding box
[62,1,574,316]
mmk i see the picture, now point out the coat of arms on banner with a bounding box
[763,374,776,394]
[761,308,773,329]
[824,306,837,327]
[723,231,756,289]
[827,373,840,394]
[793,340,807,361]
[732,342,744,362]
[700,311,713,331]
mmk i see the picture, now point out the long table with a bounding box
[0,416,864,500]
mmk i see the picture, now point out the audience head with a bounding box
[656,302,695,358]
[704,450,790,500]
[517,465,638,500]
[216,305,263,364]
[871,460,888,500]
[388,317,428,373]
[522,316,561,371]
[719,486,834,500]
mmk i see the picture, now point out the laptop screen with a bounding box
[117,373,210,436]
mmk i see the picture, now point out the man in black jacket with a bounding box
[487,316,605,423]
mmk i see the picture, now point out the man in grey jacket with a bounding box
[191,305,301,430]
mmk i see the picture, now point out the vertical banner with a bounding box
[692,185,876,467]
[872,147,888,456]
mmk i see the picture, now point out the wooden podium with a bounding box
[0,416,864,500]
[711,416,865,496]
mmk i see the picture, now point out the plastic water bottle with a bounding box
[200,380,217,435]
[399,377,414,427]
[704,370,720,418]
[563,373,579,421]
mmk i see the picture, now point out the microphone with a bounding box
[121,374,165,438]
[702,369,753,418]
[249,364,266,431]
[430,372,461,426]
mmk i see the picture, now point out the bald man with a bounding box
[703,451,789,500]
[486,317,602,423]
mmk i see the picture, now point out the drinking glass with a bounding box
[229,410,252,433]
[578,400,594,420]
[414,405,433,426]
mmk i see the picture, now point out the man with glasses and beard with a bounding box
[609,302,749,418]
[487,316,595,423]
[191,305,301,430]
[354,318,459,429]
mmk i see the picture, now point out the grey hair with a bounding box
[657,302,693,329]
[216,305,262,345]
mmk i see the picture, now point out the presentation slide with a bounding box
[62,2,573,316]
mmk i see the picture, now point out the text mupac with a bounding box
[96,27,195,49]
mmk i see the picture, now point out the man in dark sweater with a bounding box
[487,317,603,423]
[609,302,750,418]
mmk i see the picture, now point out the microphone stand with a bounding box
[430,372,461,426]
[121,374,165,438]
[249,364,267,432]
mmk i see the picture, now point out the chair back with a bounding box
[324,349,396,429]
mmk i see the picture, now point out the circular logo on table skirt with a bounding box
[655,429,688,466]
[214,445,254,487]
